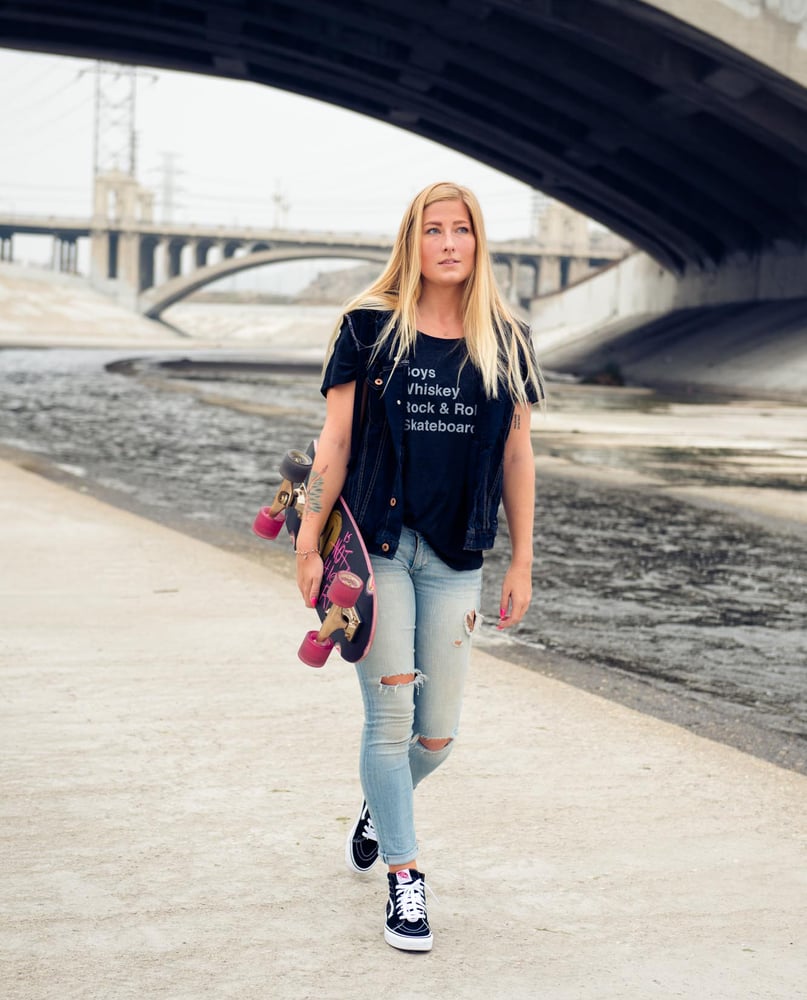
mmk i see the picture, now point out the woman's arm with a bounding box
[294,380,356,608]
[498,402,536,630]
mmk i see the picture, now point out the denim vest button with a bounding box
[381,542,390,552]
[374,378,383,386]
[389,497,397,507]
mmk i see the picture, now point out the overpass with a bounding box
[2,0,807,371]
[0,173,626,316]
[2,1,807,272]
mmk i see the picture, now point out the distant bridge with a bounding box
[0,175,628,317]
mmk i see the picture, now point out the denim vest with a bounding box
[325,309,518,561]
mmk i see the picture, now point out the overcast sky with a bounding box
[0,46,538,245]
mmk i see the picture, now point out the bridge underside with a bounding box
[3,1,807,274]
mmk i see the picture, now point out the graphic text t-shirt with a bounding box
[403,333,484,570]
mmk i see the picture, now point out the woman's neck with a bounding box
[416,286,465,340]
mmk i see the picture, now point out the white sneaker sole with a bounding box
[384,926,434,952]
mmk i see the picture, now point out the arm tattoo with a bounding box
[512,412,521,430]
[305,465,329,516]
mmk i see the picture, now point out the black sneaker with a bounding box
[345,800,379,874]
[384,869,433,952]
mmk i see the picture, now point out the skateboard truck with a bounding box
[252,449,313,539]
[299,571,364,667]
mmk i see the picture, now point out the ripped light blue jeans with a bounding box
[354,527,483,866]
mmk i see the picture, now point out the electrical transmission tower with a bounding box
[81,62,157,178]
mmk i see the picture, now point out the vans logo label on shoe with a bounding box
[396,870,413,884]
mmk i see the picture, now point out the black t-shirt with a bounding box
[403,333,484,570]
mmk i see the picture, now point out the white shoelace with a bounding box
[393,880,428,922]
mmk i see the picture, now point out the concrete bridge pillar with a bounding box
[150,237,185,285]
[51,236,78,274]
[153,239,169,287]
[507,255,521,306]
[0,234,12,261]
[167,238,184,279]
[567,257,593,285]
[114,233,144,310]
[522,261,539,300]
[192,239,214,268]
[90,172,155,303]
[91,230,110,283]
[138,236,159,293]
[537,255,562,295]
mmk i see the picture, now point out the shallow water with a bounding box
[1,346,805,767]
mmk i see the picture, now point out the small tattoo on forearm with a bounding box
[513,413,521,430]
[306,465,328,515]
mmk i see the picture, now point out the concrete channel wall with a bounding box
[531,251,807,399]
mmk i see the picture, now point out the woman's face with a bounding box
[419,199,476,289]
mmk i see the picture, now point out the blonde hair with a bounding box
[326,181,543,403]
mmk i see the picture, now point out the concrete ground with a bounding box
[0,266,181,348]
[0,264,337,353]
[1,458,805,1000]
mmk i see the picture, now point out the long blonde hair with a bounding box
[326,181,543,403]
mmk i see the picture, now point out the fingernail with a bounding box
[499,608,506,618]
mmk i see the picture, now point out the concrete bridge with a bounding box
[3,0,807,381]
[0,174,627,317]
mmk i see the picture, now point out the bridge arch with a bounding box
[5,1,807,275]
[139,246,389,318]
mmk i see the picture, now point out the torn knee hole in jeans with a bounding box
[417,735,452,752]
[379,669,425,692]
[452,609,481,646]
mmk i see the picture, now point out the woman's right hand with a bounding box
[292,380,355,610]
[296,552,323,609]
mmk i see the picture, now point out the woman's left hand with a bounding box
[497,560,533,630]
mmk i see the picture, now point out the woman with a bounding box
[293,181,543,952]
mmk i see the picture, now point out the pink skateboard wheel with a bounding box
[327,571,363,608]
[252,506,285,539]
[299,630,335,668]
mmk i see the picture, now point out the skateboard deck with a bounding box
[252,441,377,666]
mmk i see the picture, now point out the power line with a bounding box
[0,56,70,102]
[6,91,94,140]
[0,69,84,120]
[0,181,88,192]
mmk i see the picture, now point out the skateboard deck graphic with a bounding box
[252,441,377,666]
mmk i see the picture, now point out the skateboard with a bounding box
[252,441,377,667]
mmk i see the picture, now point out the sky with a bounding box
[0,46,542,289]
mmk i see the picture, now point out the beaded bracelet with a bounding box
[295,547,319,560]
